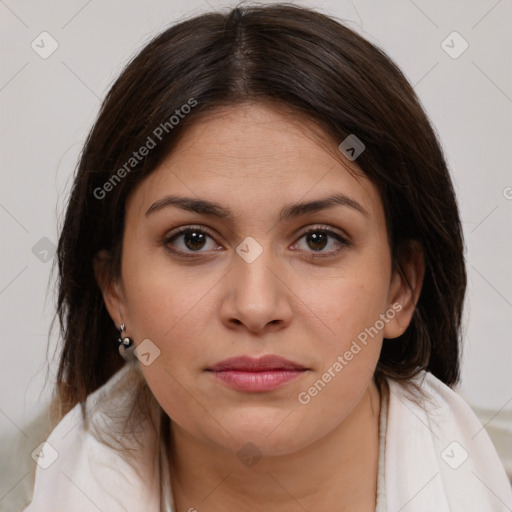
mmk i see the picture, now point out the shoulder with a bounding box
[22,364,162,512]
[384,370,512,512]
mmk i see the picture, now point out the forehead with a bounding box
[160,102,353,177]
[127,103,382,223]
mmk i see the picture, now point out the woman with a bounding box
[24,3,511,511]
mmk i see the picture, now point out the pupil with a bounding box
[182,231,328,252]
[308,232,327,251]
[184,231,206,251]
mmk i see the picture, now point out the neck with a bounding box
[168,382,382,512]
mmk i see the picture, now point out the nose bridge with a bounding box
[234,235,279,302]
[222,234,292,331]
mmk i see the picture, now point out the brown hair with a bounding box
[53,2,466,419]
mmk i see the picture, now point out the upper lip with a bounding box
[206,355,308,372]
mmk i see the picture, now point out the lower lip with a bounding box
[208,370,306,392]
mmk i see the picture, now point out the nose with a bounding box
[219,242,293,334]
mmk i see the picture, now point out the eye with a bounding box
[163,224,351,260]
[291,225,351,259]
[163,226,221,257]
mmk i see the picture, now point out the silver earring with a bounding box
[116,323,135,361]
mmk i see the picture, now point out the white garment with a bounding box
[23,363,512,512]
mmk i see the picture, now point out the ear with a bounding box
[93,249,127,329]
[383,240,425,339]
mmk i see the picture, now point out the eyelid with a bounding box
[165,223,349,240]
[163,223,352,257]
[296,223,350,241]
[167,224,216,237]
[291,224,352,259]
[162,224,220,247]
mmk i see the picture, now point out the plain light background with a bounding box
[1,0,511,509]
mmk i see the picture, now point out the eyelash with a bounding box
[163,224,351,261]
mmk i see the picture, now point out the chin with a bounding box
[203,414,316,458]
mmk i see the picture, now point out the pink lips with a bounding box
[206,355,308,392]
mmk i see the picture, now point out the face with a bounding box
[98,102,417,457]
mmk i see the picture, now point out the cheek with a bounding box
[294,276,388,425]
[119,247,223,404]
[119,226,390,406]
[294,254,391,342]
[291,252,391,405]
[120,242,216,339]
[118,251,212,423]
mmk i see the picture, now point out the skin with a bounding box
[95,102,424,512]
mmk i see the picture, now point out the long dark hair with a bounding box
[54,2,466,416]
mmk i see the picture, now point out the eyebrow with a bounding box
[145,193,368,220]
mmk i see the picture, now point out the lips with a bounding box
[206,355,307,372]
[206,355,309,392]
